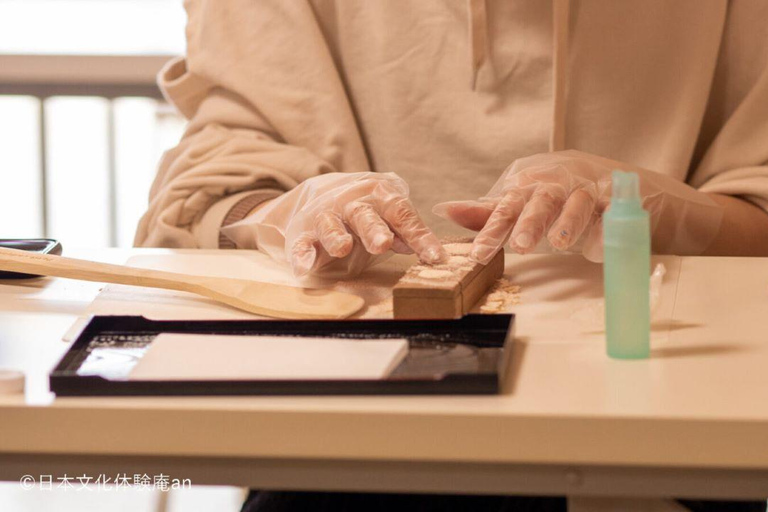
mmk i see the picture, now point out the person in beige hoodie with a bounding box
[137,0,767,509]
[137,0,768,280]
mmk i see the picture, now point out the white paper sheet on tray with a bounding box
[129,333,409,381]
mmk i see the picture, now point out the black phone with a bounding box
[0,239,63,279]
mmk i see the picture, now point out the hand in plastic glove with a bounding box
[433,150,723,263]
[222,172,447,278]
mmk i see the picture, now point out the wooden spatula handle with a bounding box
[0,246,201,294]
[0,246,366,319]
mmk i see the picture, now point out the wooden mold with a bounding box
[392,244,505,319]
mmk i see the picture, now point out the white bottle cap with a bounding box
[0,369,25,395]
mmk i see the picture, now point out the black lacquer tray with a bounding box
[51,314,515,396]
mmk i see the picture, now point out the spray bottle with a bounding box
[603,171,651,359]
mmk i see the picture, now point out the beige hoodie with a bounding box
[135,0,768,249]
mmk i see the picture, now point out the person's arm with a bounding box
[434,150,726,263]
[211,195,276,250]
[686,2,768,257]
[135,0,369,249]
[702,194,768,256]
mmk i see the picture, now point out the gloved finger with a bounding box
[314,211,354,258]
[642,192,665,232]
[547,184,598,250]
[581,199,609,263]
[391,235,415,255]
[508,183,567,254]
[581,214,604,263]
[432,200,496,231]
[471,190,527,264]
[373,190,446,264]
[290,232,321,277]
[343,201,394,255]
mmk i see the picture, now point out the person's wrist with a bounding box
[245,198,274,218]
[218,191,281,249]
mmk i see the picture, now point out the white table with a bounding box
[1,248,767,505]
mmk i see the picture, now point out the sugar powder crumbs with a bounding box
[477,277,522,314]
[443,243,472,256]
[418,269,454,279]
[398,242,476,287]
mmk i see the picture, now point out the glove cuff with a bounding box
[219,190,283,249]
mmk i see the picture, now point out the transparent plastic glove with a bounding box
[221,172,446,278]
[434,150,723,264]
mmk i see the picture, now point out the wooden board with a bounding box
[392,244,504,319]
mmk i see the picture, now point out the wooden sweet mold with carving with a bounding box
[392,244,504,319]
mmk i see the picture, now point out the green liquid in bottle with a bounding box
[603,171,651,359]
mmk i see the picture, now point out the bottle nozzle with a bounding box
[611,170,640,200]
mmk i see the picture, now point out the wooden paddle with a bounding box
[0,247,365,320]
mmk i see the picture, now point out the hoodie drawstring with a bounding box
[468,0,570,150]
[550,0,570,151]
[468,0,488,91]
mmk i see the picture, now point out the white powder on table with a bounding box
[476,278,522,314]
